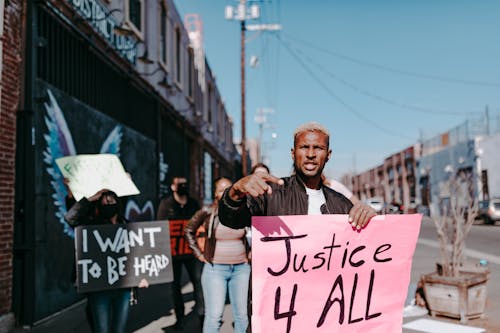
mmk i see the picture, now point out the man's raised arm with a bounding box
[218,173,284,229]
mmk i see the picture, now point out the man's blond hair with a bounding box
[293,122,330,148]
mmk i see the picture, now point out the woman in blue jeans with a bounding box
[185,178,251,333]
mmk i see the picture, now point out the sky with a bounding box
[173,0,500,179]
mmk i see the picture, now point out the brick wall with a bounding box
[0,0,23,321]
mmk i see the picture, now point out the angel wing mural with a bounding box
[43,89,155,238]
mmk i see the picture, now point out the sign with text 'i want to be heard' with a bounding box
[74,221,173,293]
[251,214,422,333]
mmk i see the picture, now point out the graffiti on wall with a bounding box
[43,89,155,238]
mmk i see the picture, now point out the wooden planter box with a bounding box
[421,270,489,323]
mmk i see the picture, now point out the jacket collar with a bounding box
[290,173,325,193]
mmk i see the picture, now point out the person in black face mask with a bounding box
[65,189,149,333]
[157,176,202,330]
[96,191,119,219]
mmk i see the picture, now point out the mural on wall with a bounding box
[35,80,158,320]
[43,90,122,237]
[43,88,156,238]
[158,152,170,198]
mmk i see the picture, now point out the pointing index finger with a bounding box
[257,173,283,196]
[261,173,284,189]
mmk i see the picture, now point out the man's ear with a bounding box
[326,149,332,162]
[170,184,176,192]
[291,148,295,162]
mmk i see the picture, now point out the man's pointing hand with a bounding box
[229,172,284,201]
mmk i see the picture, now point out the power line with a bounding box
[276,34,415,141]
[286,41,476,116]
[281,31,500,88]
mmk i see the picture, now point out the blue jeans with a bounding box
[87,289,130,333]
[201,262,250,333]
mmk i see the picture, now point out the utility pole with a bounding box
[226,1,256,176]
[240,11,247,175]
[225,3,280,176]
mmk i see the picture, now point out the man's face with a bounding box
[171,177,188,195]
[291,131,331,179]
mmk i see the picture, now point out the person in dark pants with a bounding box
[65,189,149,333]
[157,176,203,330]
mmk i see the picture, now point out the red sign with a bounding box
[168,219,205,258]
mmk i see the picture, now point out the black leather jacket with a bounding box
[184,205,250,263]
[157,196,200,220]
[219,175,353,229]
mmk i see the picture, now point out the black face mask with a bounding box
[176,183,189,196]
[100,203,118,219]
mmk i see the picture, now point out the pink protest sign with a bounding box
[251,214,422,333]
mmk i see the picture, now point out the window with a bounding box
[188,48,194,98]
[175,27,181,84]
[125,0,144,38]
[129,0,141,28]
[218,101,224,138]
[207,84,213,124]
[159,3,168,66]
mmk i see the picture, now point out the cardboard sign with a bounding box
[168,219,205,258]
[251,214,422,333]
[56,154,140,201]
[74,221,173,293]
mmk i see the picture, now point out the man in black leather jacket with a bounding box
[219,122,376,229]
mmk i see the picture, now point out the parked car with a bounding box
[477,199,500,225]
[387,201,404,214]
[365,197,384,213]
[408,199,418,214]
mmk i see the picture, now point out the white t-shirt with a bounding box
[306,187,326,215]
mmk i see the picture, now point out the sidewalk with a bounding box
[8,283,493,333]
[8,282,234,333]
[132,283,235,333]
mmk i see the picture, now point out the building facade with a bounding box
[352,145,420,213]
[1,0,239,330]
[349,112,500,218]
[0,0,22,330]
[416,116,500,217]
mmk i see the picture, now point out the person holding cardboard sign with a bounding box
[65,189,149,333]
[219,121,376,229]
[185,177,251,333]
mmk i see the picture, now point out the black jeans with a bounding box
[171,256,204,320]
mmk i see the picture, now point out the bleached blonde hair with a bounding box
[293,122,330,148]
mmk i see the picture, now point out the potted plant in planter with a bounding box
[421,168,489,323]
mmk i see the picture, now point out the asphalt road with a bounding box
[418,217,500,261]
[405,217,500,332]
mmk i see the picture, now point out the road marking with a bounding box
[418,238,500,265]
